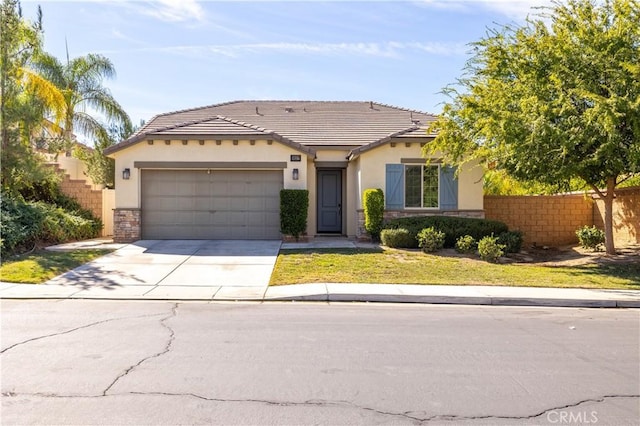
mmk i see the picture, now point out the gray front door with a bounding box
[317,170,342,233]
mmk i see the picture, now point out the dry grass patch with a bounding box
[0,249,112,284]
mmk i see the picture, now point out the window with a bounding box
[404,165,439,208]
[385,163,457,211]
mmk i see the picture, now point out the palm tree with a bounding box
[1,0,66,192]
[33,51,131,150]
[0,0,64,151]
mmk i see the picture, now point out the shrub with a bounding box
[380,228,415,248]
[280,189,309,239]
[455,235,477,254]
[37,203,99,243]
[497,230,524,253]
[478,235,505,262]
[363,188,384,241]
[383,216,509,248]
[0,193,44,255]
[417,227,445,253]
[0,192,102,256]
[576,225,605,251]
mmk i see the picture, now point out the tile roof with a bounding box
[105,100,437,156]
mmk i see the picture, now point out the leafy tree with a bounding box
[74,121,138,188]
[483,169,589,195]
[426,0,640,254]
[0,0,64,194]
[32,50,132,154]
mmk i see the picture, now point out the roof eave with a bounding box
[346,128,435,161]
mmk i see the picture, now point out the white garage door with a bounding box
[141,170,282,239]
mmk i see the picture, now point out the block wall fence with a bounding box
[484,187,640,247]
[592,187,640,246]
[54,165,115,237]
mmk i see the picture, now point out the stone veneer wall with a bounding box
[113,209,141,243]
[357,209,485,240]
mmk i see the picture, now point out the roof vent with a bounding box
[285,107,294,113]
[410,112,420,125]
[369,101,374,109]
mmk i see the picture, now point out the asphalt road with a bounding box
[1,300,638,425]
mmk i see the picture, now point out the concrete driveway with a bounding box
[45,240,282,300]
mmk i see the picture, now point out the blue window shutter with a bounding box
[385,164,404,209]
[440,166,458,210]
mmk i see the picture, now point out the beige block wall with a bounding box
[484,194,593,246]
[111,139,309,209]
[593,187,640,245]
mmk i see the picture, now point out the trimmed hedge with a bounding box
[363,188,384,241]
[280,189,309,239]
[380,228,415,248]
[497,231,524,254]
[417,227,445,253]
[382,216,509,249]
[478,235,505,262]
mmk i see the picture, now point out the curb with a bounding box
[263,294,640,308]
[2,294,638,308]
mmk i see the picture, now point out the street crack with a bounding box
[115,392,640,423]
[2,390,637,424]
[102,303,179,396]
[0,311,168,354]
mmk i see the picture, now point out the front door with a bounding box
[317,170,342,233]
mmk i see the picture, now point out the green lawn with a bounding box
[0,250,112,284]
[269,248,640,290]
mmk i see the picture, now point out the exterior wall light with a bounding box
[122,168,131,180]
[292,168,299,180]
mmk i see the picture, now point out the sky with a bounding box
[21,0,554,137]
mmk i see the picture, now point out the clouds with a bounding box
[100,41,468,59]
[90,0,206,23]
[139,0,205,23]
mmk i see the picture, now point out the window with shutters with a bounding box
[405,165,439,208]
[385,163,457,211]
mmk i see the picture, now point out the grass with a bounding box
[269,248,640,290]
[0,249,112,284]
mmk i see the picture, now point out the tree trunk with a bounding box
[602,178,616,255]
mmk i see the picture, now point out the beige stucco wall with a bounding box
[45,153,101,189]
[307,158,317,236]
[314,149,350,162]
[110,139,309,209]
[457,159,484,210]
[356,140,484,211]
[101,189,115,236]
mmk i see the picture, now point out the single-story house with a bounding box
[104,100,484,242]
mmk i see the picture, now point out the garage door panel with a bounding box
[142,170,283,239]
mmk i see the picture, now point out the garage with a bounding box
[141,169,283,239]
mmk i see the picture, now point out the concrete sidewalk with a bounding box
[1,281,638,308]
[1,238,638,308]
